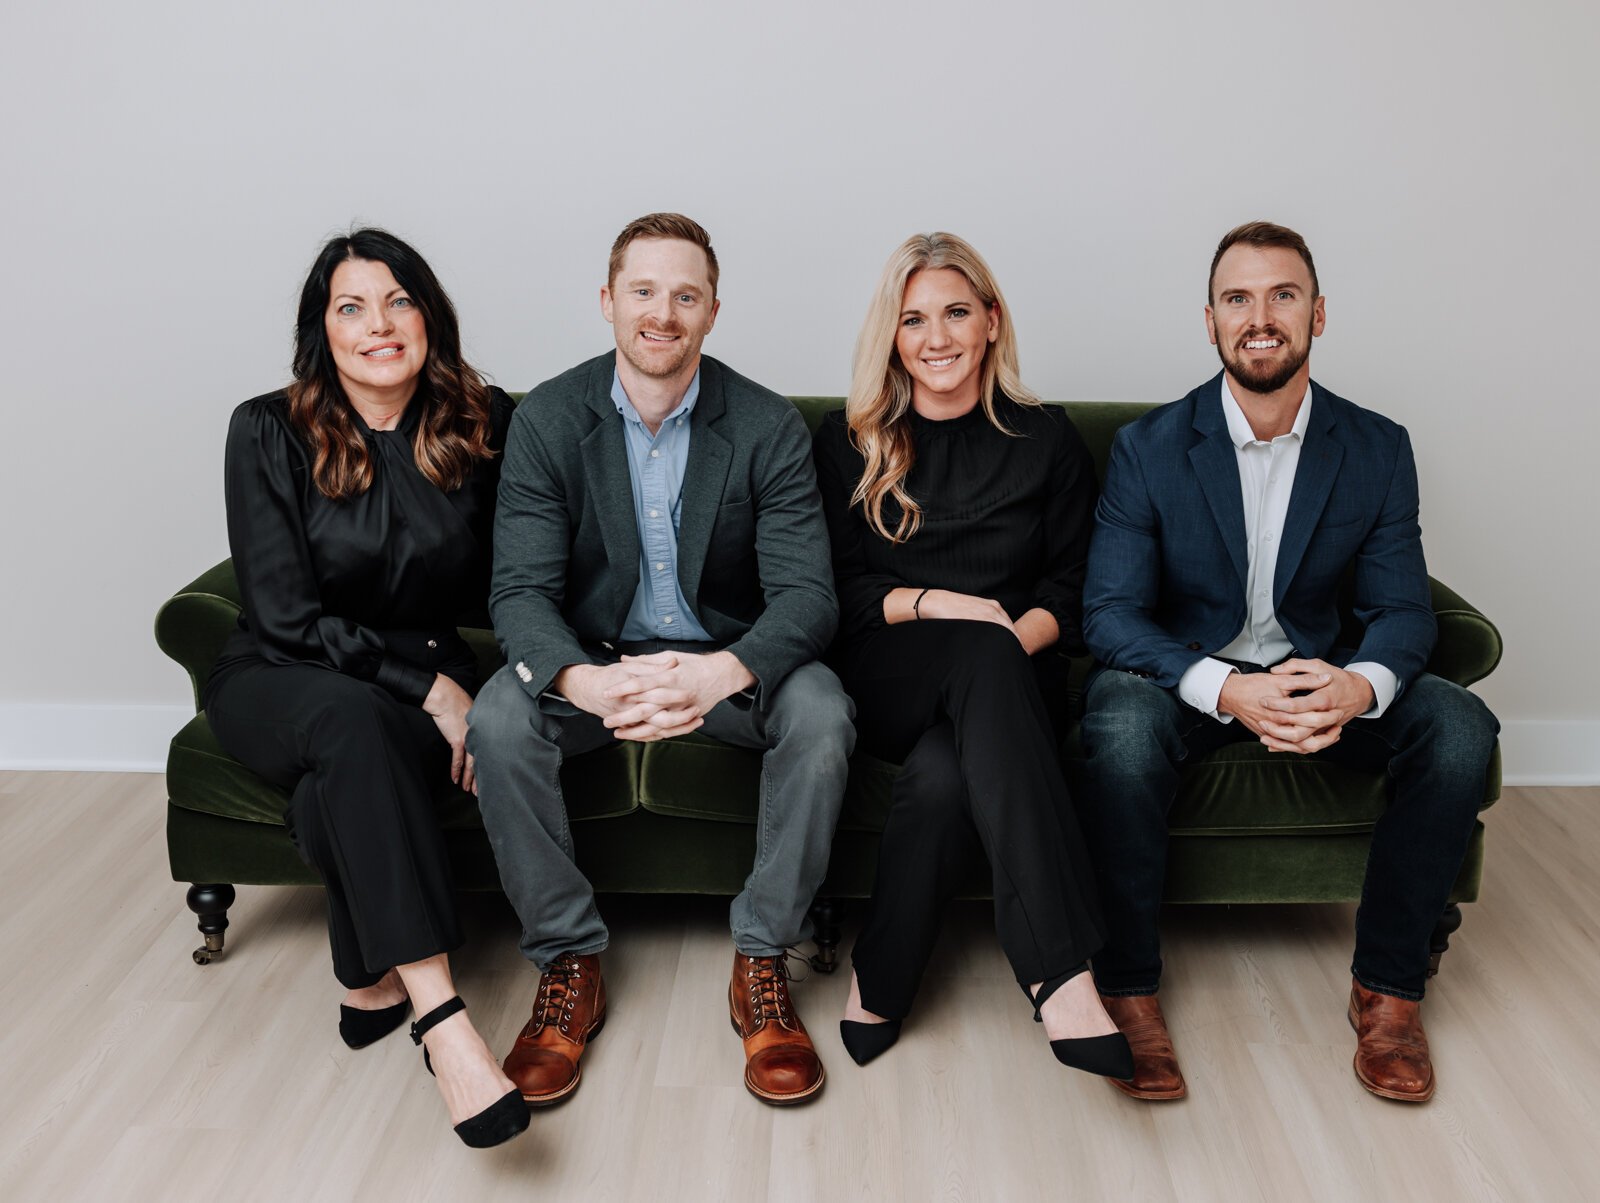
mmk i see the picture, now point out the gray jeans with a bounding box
[467,649,854,970]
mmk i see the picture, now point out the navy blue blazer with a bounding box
[1082,373,1437,695]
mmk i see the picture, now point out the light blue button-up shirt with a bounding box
[612,369,714,642]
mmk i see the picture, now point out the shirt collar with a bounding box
[612,368,701,430]
[1221,375,1312,449]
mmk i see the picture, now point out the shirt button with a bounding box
[656,562,666,571]
[650,449,660,458]
[649,509,659,519]
[662,616,674,625]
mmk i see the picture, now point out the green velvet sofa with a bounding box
[155,397,1503,971]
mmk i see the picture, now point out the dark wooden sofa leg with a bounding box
[1427,902,1463,978]
[809,898,842,974]
[187,883,237,965]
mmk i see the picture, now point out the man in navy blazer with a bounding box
[1077,222,1498,1104]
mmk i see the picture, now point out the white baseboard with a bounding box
[0,703,191,772]
[1497,720,1600,786]
[0,705,1596,785]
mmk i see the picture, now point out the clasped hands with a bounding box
[557,650,757,742]
[1217,658,1374,754]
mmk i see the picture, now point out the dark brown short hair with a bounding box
[1208,221,1319,303]
[608,212,720,296]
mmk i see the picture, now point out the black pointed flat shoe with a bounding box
[839,1018,902,1067]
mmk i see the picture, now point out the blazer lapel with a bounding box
[675,360,732,611]
[1274,386,1342,599]
[578,356,642,620]
[1188,390,1249,590]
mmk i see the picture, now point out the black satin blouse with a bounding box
[206,387,516,708]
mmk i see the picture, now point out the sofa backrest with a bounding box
[507,393,1160,488]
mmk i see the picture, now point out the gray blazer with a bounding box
[489,351,838,705]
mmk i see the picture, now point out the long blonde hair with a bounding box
[846,232,1040,543]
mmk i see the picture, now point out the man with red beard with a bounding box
[1075,221,1497,1103]
[469,213,852,1107]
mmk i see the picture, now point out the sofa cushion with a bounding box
[165,713,640,829]
[638,731,1501,836]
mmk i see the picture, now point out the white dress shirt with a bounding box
[1176,377,1398,722]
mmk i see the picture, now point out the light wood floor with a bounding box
[1,773,1596,1202]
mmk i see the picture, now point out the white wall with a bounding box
[2,0,1595,779]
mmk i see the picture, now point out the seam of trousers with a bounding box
[211,700,449,976]
[311,712,445,973]
[739,737,779,954]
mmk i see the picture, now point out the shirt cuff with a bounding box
[376,654,436,708]
[1345,662,1398,718]
[1177,656,1236,723]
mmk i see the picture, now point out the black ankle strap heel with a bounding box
[1025,966,1135,1082]
[410,996,530,1148]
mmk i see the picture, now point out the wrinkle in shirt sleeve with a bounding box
[223,400,428,704]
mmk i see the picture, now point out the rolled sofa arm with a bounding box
[153,559,507,710]
[1425,577,1503,688]
[154,559,243,709]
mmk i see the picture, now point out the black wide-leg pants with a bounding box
[840,620,1106,1019]
[205,659,465,989]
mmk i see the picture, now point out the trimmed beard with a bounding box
[1216,321,1312,395]
[618,322,698,380]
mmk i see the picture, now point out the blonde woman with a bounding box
[811,233,1131,1080]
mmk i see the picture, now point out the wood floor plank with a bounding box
[1,775,1597,1202]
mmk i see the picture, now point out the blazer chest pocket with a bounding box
[709,498,756,557]
[1312,515,1370,543]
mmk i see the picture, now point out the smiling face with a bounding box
[601,237,720,385]
[895,267,999,417]
[324,258,428,409]
[1206,244,1325,396]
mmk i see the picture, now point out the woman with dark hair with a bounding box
[812,233,1132,1082]
[204,228,527,1147]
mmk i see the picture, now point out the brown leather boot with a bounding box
[729,952,824,1105]
[1100,993,1187,1100]
[1348,978,1434,1102]
[502,952,605,1106]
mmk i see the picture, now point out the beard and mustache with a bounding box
[1215,318,1314,395]
[618,319,700,380]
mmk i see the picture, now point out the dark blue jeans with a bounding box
[1076,669,1498,1000]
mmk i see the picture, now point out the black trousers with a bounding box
[839,621,1106,1019]
[205,651,469,989]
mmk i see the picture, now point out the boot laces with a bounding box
[532,952,586,1035]
[744,951,807,1030]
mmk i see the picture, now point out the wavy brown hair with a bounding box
[288,228,494,500]
[847,232,1040,543]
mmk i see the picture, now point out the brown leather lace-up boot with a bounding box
[503,952,605,1106]
[1100,993,1187,1100]
[1348,978,1435,1102]
[728,952,824,1105]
